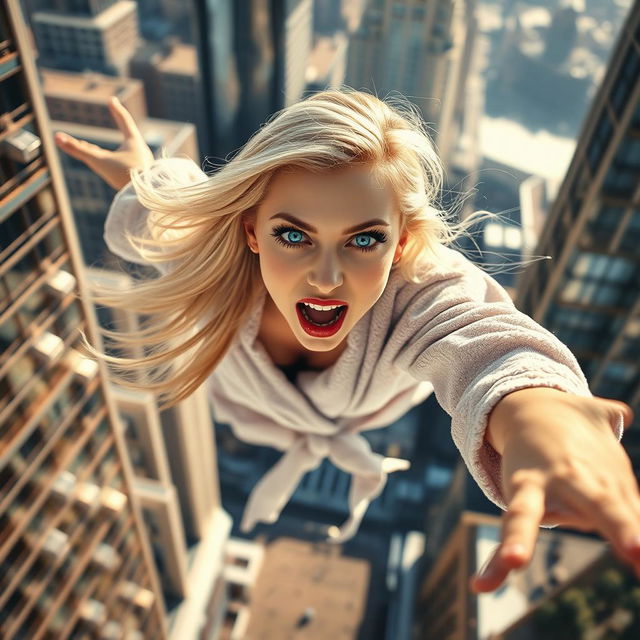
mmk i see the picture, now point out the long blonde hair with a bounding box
[81,87,498,409]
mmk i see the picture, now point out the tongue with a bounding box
[304,305,340,324]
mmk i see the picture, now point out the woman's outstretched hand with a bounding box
[54,96,154,191]
[470,386,637,593]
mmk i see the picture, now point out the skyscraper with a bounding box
[1,1,168,636]
[345,0,465,126]
[415,505,607,640]
[193,0,314,157]
[2,2,234,637]
[31,0,139,76]
[87,267,233,640]
[515,2,640,450]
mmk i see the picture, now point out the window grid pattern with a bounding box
[0,3,165,636]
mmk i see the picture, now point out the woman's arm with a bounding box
[55,97,207,273]
[393,246,636,589]
[102,157,207,272]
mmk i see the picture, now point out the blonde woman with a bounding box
[56,88,637,594]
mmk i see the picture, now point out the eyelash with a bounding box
[270,224,388,253]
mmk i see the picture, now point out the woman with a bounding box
[56,88,638,594]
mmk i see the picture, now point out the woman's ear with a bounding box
[393,230,408,263]
[242,218,259,254]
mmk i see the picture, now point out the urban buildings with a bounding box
[413,3,640,639]
[7,0,638,636]
[514,1,640,439]
[47,85,197,268]
[194,0,315,156]
[1,1,167,636]
[493,548,640,640]
[241,536,369,639]
[1,2,236,638]
[344,0,476,147]
[129,40,205,153]
[31,0,139,76]
[415,507,606,640]
[86,268,233,639]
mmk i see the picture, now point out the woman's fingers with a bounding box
[55,98,143,162]
[54,132,106,165]
[551,475,640,573]
[108,96,142,141]
[471,462,640,594]
[470,473,546,593]
[601,397,635,431]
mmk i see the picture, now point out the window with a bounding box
[619,209,640,252]
[596,360,637,399]
[602,165,637,197]
[611,46,640,117]
[560,252,637,310]
[621,334,640,362]
[584,204,625,247]
[586,112,613,171]
[631,99,640,130]
[614,135,640,170]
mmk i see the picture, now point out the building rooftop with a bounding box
[41,69,141,102]
[32,0,136,28]
[158,43,198,76]
[244,537,370,639]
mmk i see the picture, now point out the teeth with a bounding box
[301,302,344,311]
[300,304,345,326]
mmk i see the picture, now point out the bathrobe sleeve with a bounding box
[393,246,625,524]
[103,156,208,275]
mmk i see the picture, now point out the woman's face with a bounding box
[243,164,407,353]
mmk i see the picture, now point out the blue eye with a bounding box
[354,234,373,248]
[284,229,304,244]
[270,225,388,253]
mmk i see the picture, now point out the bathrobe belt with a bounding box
[239,431,410,543]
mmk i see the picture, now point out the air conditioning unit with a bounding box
[78,598,107,627]
[99,620,123,640]
[65,348,99,383]
[91,543,120,572]
[51,470,77,501]
[119,580,155,609]
[45,270,77,297]
[32,331,64,364]
[41,528,71,560]
[76,481,101,512]
[100,486,127,515]
[1,128,41,163]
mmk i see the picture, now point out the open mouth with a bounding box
[296,302,348,337]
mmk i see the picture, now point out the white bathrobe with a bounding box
[104,157,625,542]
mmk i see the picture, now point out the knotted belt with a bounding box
[239,431,410,543]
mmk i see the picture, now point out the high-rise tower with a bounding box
[515,3,640,453]
[1,1,168,637]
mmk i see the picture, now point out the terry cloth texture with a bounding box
[104,156,625,542]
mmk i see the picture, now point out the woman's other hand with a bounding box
[470,387,637,593]
[54,96,154,191]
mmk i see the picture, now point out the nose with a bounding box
[306,250,344,293]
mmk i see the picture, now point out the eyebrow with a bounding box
[269,212,390,235]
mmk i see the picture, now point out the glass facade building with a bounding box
[516,4,640,455]
[0,1,168,637]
